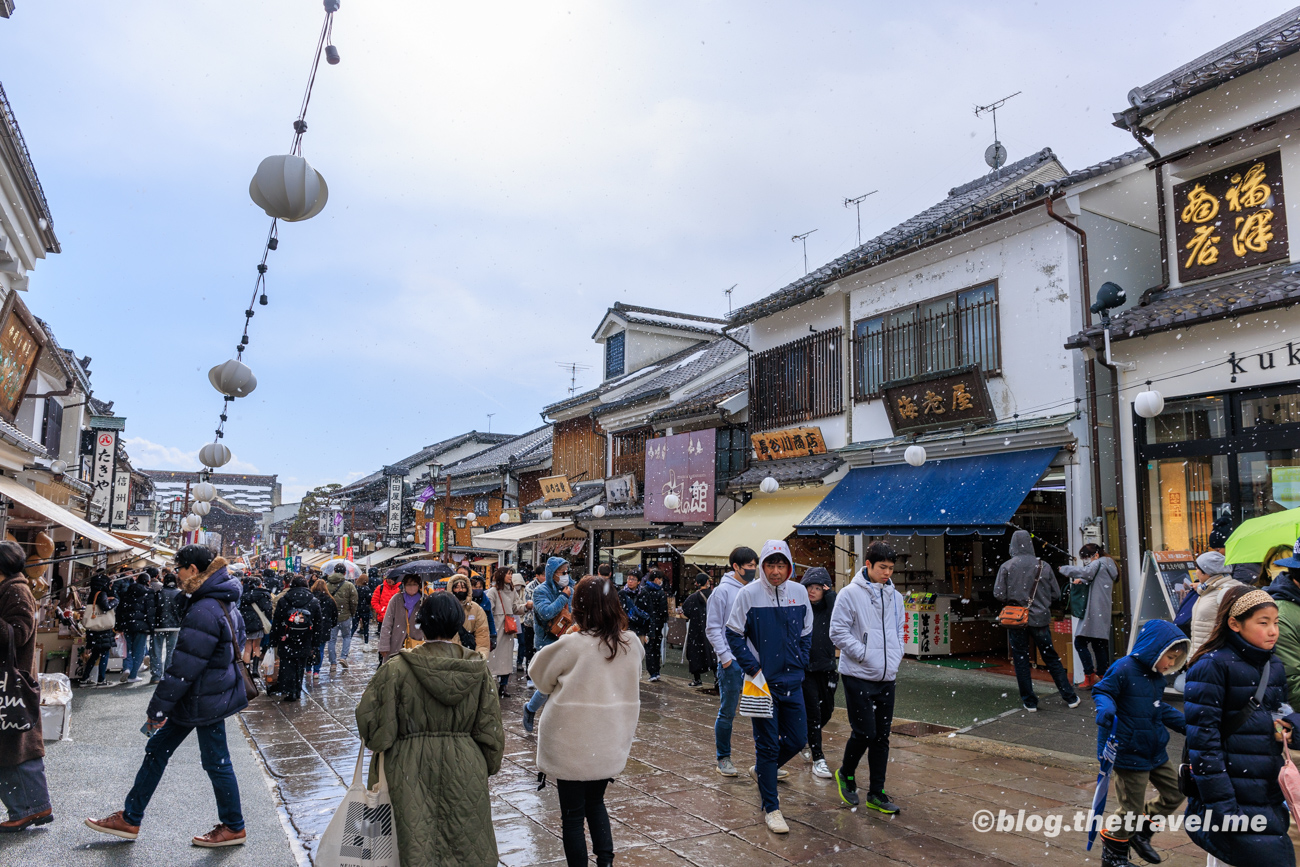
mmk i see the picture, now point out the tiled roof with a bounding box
[141,470,278,487]
[443,426,553,479]
[1037,149,1148,195]
[1067,261,1300,348]
[592,302,726,340]
[526,480,604,510]
[340,430,517,493]
[0,81,59,253]
[594,332,747,418]
[0,417,46,457]
[543,335,722,417]
[727,148,1066,326]
[1116,7,1300,128]
[726,454,844,492]
[650,370,748,424]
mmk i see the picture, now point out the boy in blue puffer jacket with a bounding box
[1091,619,1188,867]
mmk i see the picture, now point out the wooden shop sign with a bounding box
[751,426,827,461]
[882,365,995,435]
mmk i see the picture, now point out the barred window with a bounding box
[749,327,843,432]
[605,332,625,379]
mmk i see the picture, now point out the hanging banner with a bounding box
[110,470,130,529]
[89,430,117,525]
[645,430,717,523]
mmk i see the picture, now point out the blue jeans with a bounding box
[149,633,169,681]
[1007,626,1077,708]
[328,618,352,664]
[0,757,51,820]
[125,632,149,679]
[313,643,325,674]
[124,719,243,831]
[751,681,807,813]
[715,661,744,760]
[525,689,548,713]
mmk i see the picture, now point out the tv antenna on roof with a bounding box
[724,284,737,314]
[843,191,878,247]
[791,229,817,275]
[486,413,495,433]
[555,361,592,395]
[974,91,1021,172]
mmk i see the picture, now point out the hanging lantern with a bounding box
[499,512,511,524]
[249,154,329,222]
[50,459,67,475]
[759,476,780,494]
[541,509,553,520]
[905,445,927,467]
[1134,387,1165,419]
[184,514,203,531]
[34,531,54,559]
[199,442,232,469]
[663,492,681,511]
[209,359,258,398]
[192,501,212,517]
[591,504,606,519]
[192,482,217,503]
[466,512,477,524]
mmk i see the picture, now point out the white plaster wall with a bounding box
[1149,53,1300,156]
[624,330,704,376]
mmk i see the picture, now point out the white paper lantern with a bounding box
[208,359,258,398]
[541,509,553,520]
[184,514,203,531]
[591,504,607,519]
[50,459,67,475]
[465,512,476,524]
[191,501,211,517]
[499,512,511,524]
[905,445,927,467]
[759,476,780,494]
[1134,389,1165,419]
[192,482,217,503]
[199,442,232,469]
[249,154,329,222]
[663,492,681,511]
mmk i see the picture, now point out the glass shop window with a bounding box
[1145,395,1227,444]
[1237,450,1300,522]
[1242,392,1300,429]
[1146,455,1230,553]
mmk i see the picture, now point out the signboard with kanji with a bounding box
[0,294,43,423]
[751,426,827,462]
[604,473,637,505]
[385,473,404,537]
[644,431,717,523]
[90,430,116,523]
[881,365,995,435]
[1174,151,1289,282]
[540,475,572,501]
[111,471,130,529]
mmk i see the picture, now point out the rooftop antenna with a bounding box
[724,283,737,314]
[555,361,592,395]
[486,413,495,434]
[973,91,1020,174]
[843,191,877,247]
[791,229,818,275]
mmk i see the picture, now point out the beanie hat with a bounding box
[1208,514,1234,549]
[801,567,832,589]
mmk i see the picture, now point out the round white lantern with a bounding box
[199,442,232,469]
[541,509,553,520]
[1134,388,1165,419]
[50,459,67,475]
[905,445,927,467]
[191,501,211,517]
[184,514,202,531]
[591,504,607,519]
[465,512,476,524]
[249,154,329,222]
[208,359,258,398]
[499,512,511,524]
[663,492,681,511]
[759,476,780,494]
[192,482,217,503]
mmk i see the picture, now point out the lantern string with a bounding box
[291,10,334,157]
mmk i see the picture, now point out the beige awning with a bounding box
[357,547,404,567]
[471,520,573,551]
[0,474,131,551]
[611,538,696,554]
[685,488,831,565]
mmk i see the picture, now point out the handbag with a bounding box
[548,606,574,638]
[251,603,272,634]
[1278,724,1300,827]
[260,646,277,681]
[738,671,774,719]
[316,745,400,867]
[82,592,116,632]
[1179,661,1270,798]
[503,614,519,636]
[998,560,1044,628]
[222,605,260,702]
[0,580,41,734]
[1067,576,1091,620]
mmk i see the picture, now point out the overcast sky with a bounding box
[1,1,1290,502]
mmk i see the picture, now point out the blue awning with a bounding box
[796,447,1059,537]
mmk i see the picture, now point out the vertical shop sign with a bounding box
[384,467,405,539]
[111,470,130,529]
[90,430,116,524]
[644,431,717,523]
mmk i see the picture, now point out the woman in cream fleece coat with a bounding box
[530,575,643,867]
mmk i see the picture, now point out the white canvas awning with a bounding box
[357,547,405,567]
[471,520,573,551]
[0,474,131,551]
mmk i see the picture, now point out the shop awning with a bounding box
[612,538,697,555]
[0,475,131,551]
[472,520,573,551]
[357,547,404,567]
[685,489,832,565]
[301,551,335,568]
[797,447,1058,537]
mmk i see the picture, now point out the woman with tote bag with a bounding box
[78,571,118,687]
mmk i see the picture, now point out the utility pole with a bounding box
[843,191,877,247]
[791,229,817,275]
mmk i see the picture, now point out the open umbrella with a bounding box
[1087,719,1120,852]
[1225,507,1300,564]
[386,560,454,580]
[318,559,362,581]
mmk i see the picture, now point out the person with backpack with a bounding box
[1091,619,1189,866]
[272,575,322,702]
[85,545,251,848]
[310,579,338,680]
[325,564,358,669]
[353,571,377,647]
[117,573,157,684]
[1060,543,1117,689]
[150,571,183,684]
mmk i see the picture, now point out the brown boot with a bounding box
[84,811,139,840]
[192,824,246,848]
[0,808,52,832]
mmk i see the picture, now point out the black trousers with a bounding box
[518,625,535,669]
[352,610,371,644]
[841,676,896,796]
[555,778,612,867]
[645,628,662,677]
[801,670,837,760]
[278,652,308,700]
[1074,635,1110,677]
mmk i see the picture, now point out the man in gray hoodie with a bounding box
[993,530,1079,712]
[705,546,757,778]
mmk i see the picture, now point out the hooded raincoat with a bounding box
[1267,571,1300,701]
[1091,619,1187,770]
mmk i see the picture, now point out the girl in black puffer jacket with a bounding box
[310,578,338,678]
[1184,585,1300,866]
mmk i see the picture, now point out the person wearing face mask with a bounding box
[378,575,426,663]
[522,557,572,733]
[1266,539,1300,703]
[706,546,758,778]
[450,576,490,660]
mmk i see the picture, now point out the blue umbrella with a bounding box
[1087,719,1119,851]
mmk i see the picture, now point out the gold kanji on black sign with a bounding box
[881,366,994,435]
[1173,151,1288,282]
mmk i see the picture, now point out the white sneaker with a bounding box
[812,759,832,779]
[765,810,789,834]
[751,765,789,780]
[801,747,812,762]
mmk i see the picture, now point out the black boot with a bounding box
[1101,836,1135,867]
[1129,828,1162,864]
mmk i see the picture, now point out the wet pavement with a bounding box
[238,643,1255,866]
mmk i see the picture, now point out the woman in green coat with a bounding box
[356,592,504,867]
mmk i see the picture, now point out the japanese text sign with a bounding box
[90,430,116,524]
[111,471,130,529]
[0,294,42,423]
[386,473,404,537]
[540,475,572,501]
[604,473,637,505]
[751,426,826,462]
[1174,151,1289,282]
[881,365,994,435]
[644,431,716,523]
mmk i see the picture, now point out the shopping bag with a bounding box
[1278,724,1300,827]
[112,634,127,659]
[316,746,400,867]
[260,647,277,678]
[738,671,774,719]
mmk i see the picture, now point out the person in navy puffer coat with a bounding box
[86,545,250,848]
[1183,585,1300,867]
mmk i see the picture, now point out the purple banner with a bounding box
[644,431,716,523]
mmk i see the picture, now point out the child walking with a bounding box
[1090,619,1188,866]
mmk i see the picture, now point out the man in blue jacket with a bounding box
[523,556,571,733]
[726,540,812,835]
[86,545,250,848]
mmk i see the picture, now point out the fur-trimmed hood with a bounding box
[181,556,229,596]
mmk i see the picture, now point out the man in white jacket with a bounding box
[829,540,905,816]
[705,546,757,778]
